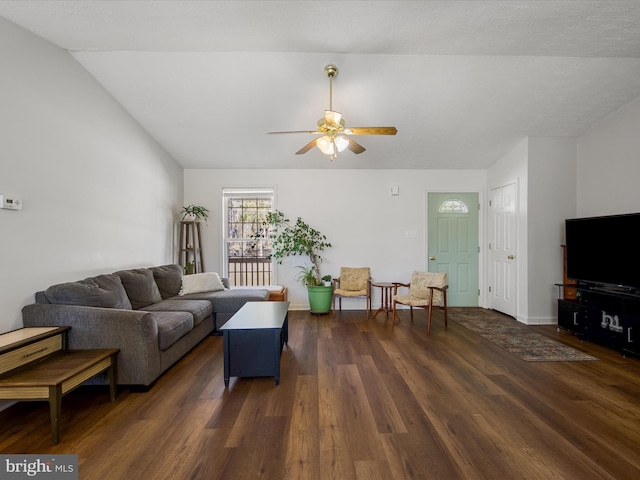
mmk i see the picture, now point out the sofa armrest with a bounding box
[22,304,161,386]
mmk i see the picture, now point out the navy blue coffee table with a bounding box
[220,301,289,386]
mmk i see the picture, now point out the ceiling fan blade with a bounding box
[347,127,398,135]
[347,138,366,154]
[295,139,318,155]
[267,130,320,135]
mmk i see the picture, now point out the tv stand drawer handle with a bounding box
[629,327,633,343]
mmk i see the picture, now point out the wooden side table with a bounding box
[0,327,119,444]
[371,282,398,319]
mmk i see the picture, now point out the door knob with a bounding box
[429,256,435,260]
[508,255,515,260]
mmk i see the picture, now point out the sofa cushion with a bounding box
[152,311,194,351]
[179,272,226,295]
[233,285,287,301]
[115,268,163,309]
[181,288,269,313]
[149,264,183,299]
[44,274,132,309]
[143,299,213,326]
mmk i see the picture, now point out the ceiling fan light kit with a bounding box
[267,64,397,161]
[317,134,349,156]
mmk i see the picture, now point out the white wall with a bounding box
[0,18,183,333]
[184,169,487,310]
[527,137,577,324]
[577,97,640,216]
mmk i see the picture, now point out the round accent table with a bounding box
[371,282,397,319]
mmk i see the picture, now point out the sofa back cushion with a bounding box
[115,268,163,310]
[150,264,184,299]
[44,274,132,309]
[35,291,50,304]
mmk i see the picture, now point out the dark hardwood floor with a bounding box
[2,308,640,479]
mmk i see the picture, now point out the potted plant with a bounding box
[322,274,333,287]
[296,266,320,286]
[184,261,195,275]
[261,210,333,314]
[181,205,209,224]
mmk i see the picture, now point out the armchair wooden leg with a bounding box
[427,302,433,336]
[443,291,448,329]
[392,301,397,328]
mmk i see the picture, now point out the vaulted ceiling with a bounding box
[2,1,640,169]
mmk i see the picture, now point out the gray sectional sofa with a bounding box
[22,264,269,388]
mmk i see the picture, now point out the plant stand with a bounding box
[179,221,204,274]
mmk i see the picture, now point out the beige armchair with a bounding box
[392,271,448,335]
[332,267,372,318]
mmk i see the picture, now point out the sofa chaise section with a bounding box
[149,264,270,331]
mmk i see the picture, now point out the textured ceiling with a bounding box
[2,1,640,169]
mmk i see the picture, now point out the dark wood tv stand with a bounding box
[555,283,640,358]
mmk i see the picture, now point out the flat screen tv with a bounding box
[565,212,640,292]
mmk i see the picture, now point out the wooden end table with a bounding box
[0,327,119,444]
[371,282,398,319]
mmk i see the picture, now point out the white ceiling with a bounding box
[2,1,640,170]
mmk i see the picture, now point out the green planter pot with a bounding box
[307,285,333,315]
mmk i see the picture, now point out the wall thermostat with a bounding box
[0,194,23,210]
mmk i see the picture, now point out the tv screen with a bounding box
[565,213,640,291]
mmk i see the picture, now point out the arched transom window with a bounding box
[438,198,469,213]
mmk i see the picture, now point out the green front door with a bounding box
[428,193,479,307]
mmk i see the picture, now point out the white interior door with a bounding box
[427,193,479,307]
[489,183,517,316]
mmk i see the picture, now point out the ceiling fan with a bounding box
[267,64,398,160]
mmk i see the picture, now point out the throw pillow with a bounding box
[179,272,226,295]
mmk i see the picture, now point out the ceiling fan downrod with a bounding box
[324,64,338,111]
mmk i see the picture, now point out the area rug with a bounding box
[450,308,598,362]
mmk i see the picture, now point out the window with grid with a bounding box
[223,188,274,286]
